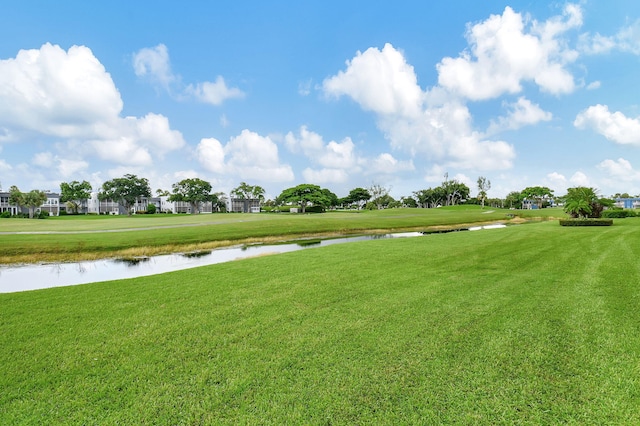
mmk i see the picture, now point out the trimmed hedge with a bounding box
[602,209,636,218]
[559,218,613,226]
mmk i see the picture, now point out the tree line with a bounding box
[1,173,632,218]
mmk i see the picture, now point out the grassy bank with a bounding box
[0,206,562,264]
[2,219,639,423]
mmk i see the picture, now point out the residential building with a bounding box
[230,198,261,213]
[614,198,640,209]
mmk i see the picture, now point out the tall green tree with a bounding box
[25,190,47,219]
[8,186,24,213]
[230,182,265,201]
[369,183,391,210]
[401,196,418,208]
[321,188,339,209]
[168,178,216,214]
[477,176,491,209]
[344,187,371,209]
[442,174,470,206]
[521,186,554,209]
[413,187,445,208]
[60,180,92,214]
[10,186,47,218]
[99,174,151,215]
[504,191,524,209]
[277,184,329,213]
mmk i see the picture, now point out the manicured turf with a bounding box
[1,218,639,423]
[0,206,561,263]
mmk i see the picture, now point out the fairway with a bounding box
[0,207,560,264]
[1,218,640,424]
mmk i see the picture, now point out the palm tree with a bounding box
[563,187,598,219]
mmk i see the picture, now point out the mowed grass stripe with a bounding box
[1,220,639,423]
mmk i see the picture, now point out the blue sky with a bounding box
[2,1,640,200]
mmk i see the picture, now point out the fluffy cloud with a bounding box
[598,158,640,182]
[185,76,245,105]
[0,43,185,168]
[546,171,589,192]
[0,147,12,173]
[574,105,640,145]
[286,126,414,182]
[285,126,360,172]
[365,153,415,175]
[546,171,567,188]
[437,4,581,100]
[569,171,590,186]
[0,43,122,138]
[32,151,89,178]
[133,44,244,105]
[197,130,294,182]
[323,45,515,171]
[323,43,422,117]
[302,168,349,184]
[487,97,552,134]
[579,19,640,55]
[132,44,175,89]
[134,113,185,155]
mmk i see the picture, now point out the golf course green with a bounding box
[1,208,639,423]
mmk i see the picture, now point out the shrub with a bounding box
[135,210,147,215]
[37,210,50,219]
[0,211,10,218]
[559,218,613,226]
[305,205,325,213]
[275,206,294,213]
[147,204,157,214]
[602,209,636,218]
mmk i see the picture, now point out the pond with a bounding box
[0,225,505,293]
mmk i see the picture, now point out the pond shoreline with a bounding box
[0,220,514,266]
[0,225,508,293]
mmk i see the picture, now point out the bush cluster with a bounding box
[559,218,613,226]
[602,209,637,218]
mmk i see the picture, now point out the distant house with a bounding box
[0,192,18,216]
[522,198,556,210]
[230,198,261,213]
[88,192,125,215]
[40,192,61,216]
[614,198,640,209]
[0,191,61,216]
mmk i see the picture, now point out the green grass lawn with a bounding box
[1,218,639,424]
[0,206,563,263]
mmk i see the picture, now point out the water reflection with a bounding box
[113,257,151,266]
[181,250,212,259]
[0,226,505,293]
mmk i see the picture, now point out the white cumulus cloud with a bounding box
[132,43,175,89]
[487,97,552,134]
[323,44,516,171]
[302,168,349,184]
[285,126,360,172]
[185,76,245,105]
[323,43,422,117]
[574,104,640,145]
[133,44,245,106]
[33,151,90,178]
[579,19,640,55]
[598,158,640,182]
[0,43,122,138]
[365,153,415,175]
[436,4,580,100]
[197,130,294,182]
[0,43,185,169]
